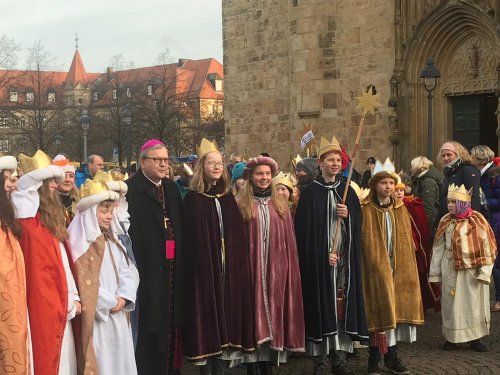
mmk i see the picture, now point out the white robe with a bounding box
[58,241,79,375]
[93,239,139,375]
[429,222,492,343]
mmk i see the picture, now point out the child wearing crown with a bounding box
[360,158,424,375]
[68,179,139,374]
[429,184,497,352]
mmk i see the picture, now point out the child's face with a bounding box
[275,185,290,200]
[447,199,457,215]
[376,178,395,199]
[394,187,405,200]
[96,204,115,229]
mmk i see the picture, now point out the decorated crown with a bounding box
[317,134,341,159]
[373,157,397,177]
[291,154,302,169]
[109,170,128,181]
[196,138,219,159]
[93,170,128,194]
[272,171,295,191]
[350,181,370,202]
[18,150,52,174]
[447,183,472,202]
[80,179,111,199]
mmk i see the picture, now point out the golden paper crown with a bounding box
[317,134,341,159]
[272,171,295,191]
[93,170,112,184]
[350,181,370,202]
[447,183,472,202]
[109,170,127,181]
[80,179,110,199]
[291,154,302,169]
[18,150,52,174]
[196,138,219,159]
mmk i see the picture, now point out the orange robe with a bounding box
[0,226,30,374]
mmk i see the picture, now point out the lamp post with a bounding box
[121,104,133,167]
[80,109,91,162]
[420,59,441,159]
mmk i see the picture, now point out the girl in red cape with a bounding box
[12,150,80,375]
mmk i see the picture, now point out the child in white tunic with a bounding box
[68,179,140,375]
[430,183,497,352]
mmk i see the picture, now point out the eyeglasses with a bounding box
[144,157,170,165]
[206,161,224,168]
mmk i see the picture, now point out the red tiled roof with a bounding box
[66,49,87,86]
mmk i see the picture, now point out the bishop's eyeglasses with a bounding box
[144,157,170,165]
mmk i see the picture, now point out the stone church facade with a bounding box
[222,0,500,170]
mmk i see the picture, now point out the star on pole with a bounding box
[355,88,380,116]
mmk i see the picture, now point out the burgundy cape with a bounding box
[247,197,305,351]
[19,214,69,375]
[182,182,255,360]
[403,197,440,311]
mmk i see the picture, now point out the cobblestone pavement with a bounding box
[182,306,500,375]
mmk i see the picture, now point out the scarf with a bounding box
[253,187,272,198]
[443,158,463,177]
[434,210,497,270]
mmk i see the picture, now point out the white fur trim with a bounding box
[17,166,65,190]
[106,180,128,194]
[0,156,17,172]
[76,191,120,212]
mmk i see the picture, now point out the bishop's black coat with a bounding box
[295,177,369,342]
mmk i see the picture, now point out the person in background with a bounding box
[54,154,79,226]
[360,157,376,189]
[410,156,442,235]
[75,154,105,188]
[470,145,500,313]
[295,157,319,192]
[231,161,246,195]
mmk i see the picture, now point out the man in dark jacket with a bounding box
[126,139,183,375]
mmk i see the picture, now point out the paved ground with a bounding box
[181,304,500,375]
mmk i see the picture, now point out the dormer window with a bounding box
[48,92,56,102]
[26,92,34,102]
[147,85,153,96]
[126,88,131,98]
[112,89,117,99]
[9,92,18,102]
[207,73,223,92]
[93,92,98,101]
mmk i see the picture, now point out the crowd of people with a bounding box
[0,135,498,375]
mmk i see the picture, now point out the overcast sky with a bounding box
[2,0,223,72]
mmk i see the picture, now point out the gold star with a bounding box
[355,88,381,116]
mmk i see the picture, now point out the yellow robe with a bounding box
[0,226,30,373]
[360,198,424,332]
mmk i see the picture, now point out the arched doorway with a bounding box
[399,1,500,164]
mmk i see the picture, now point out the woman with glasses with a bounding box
[182,138,255,375]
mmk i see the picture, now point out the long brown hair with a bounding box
[38,179,69,241]
[189,153,231,194]
[0,171,22,239]
[237,171,288,222]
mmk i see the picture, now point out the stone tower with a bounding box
[223,0,500,169]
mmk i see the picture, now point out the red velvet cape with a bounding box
[403,197,440,311]
[19,214,68,375]
[182,185,255,360]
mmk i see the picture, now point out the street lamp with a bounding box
[121,104,133,167]
[80,109,91,162]
[420,59,441,159]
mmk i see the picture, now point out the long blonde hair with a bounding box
[437,141,472,166]
[189,153,230,194]
[237,172,288,222]
[38,180,69,241]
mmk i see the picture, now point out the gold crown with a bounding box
[93,170,112,184]
[18,150,52,174]
[109,170,127,181]
[80,179,110,199]
[272,171,295,191]
[317,134,341,159]
[196,138,219,159]
[350,181,370,202]
[447,183,472,202]
[291,154,302,169]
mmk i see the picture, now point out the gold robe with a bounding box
[360,198,424,332]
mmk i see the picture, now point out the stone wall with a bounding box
[223,0,397,170]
